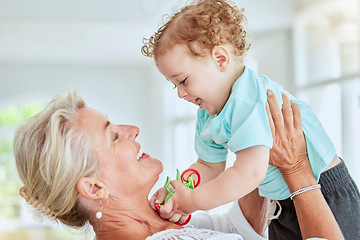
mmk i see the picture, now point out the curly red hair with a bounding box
[141,0,251,60]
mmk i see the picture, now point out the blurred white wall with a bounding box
[0,0,295,179]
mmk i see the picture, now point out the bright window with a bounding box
[294,0,360,185]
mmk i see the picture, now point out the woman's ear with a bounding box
[211,45,231,72]
[77,177,108,200]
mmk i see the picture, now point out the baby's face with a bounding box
[155,44,232,115]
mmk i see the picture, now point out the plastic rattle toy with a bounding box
[155,168,200,226]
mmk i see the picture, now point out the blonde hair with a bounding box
[14,90,99,228]
[142,0,250,59]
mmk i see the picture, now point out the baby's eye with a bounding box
[171,78,187,89]
[179,78,187,85]
[113,133,119,141]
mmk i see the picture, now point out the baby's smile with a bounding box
[185,97,203,108]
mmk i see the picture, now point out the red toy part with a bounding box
[180,168,201,188]
[155,203,161,213]
[176,214,192,226]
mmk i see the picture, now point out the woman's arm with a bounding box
[266,89,344,240]
[189,199,267,240]
[238,188,269,237]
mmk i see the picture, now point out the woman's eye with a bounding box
[114,133,119,141]
[172,83,177,89]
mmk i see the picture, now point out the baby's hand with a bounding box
[159,180,196,223]
[159,198,191,224]
[149,187,168,212]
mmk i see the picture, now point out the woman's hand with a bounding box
[149,186,168,211]
[265,90,310,177]
[266,89,344,240]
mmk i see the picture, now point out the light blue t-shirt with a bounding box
[195,66,336,200]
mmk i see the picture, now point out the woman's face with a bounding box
[75,107,163,197]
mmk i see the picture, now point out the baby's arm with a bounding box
[187,158,226,184]
[149,159,224,215]
[162,145,269,218]
[191,145,269,211]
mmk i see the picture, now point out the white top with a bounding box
[146,201,267,240]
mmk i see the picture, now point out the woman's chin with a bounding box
[143,157,163,176]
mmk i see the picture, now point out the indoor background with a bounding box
[0,0,359,239]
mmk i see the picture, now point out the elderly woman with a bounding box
[13,90,343,240]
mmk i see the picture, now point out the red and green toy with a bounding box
[155,168,201,226]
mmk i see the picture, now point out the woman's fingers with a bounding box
[266,89,308,171]
[281,93,294,135]
[266,103,276,139]
[291,101,302,131]
[266,90,286,138]
[149,187,168,211]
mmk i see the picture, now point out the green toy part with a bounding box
[159,169,196,207]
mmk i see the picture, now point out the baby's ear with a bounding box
[77,177,107,200]
[211,45,230,72]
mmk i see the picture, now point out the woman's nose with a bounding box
[118,125,139,141]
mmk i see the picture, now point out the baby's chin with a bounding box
[204,106,219,116]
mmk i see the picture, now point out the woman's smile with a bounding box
[136,148,149,161]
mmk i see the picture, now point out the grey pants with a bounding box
[269,159,360,240]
